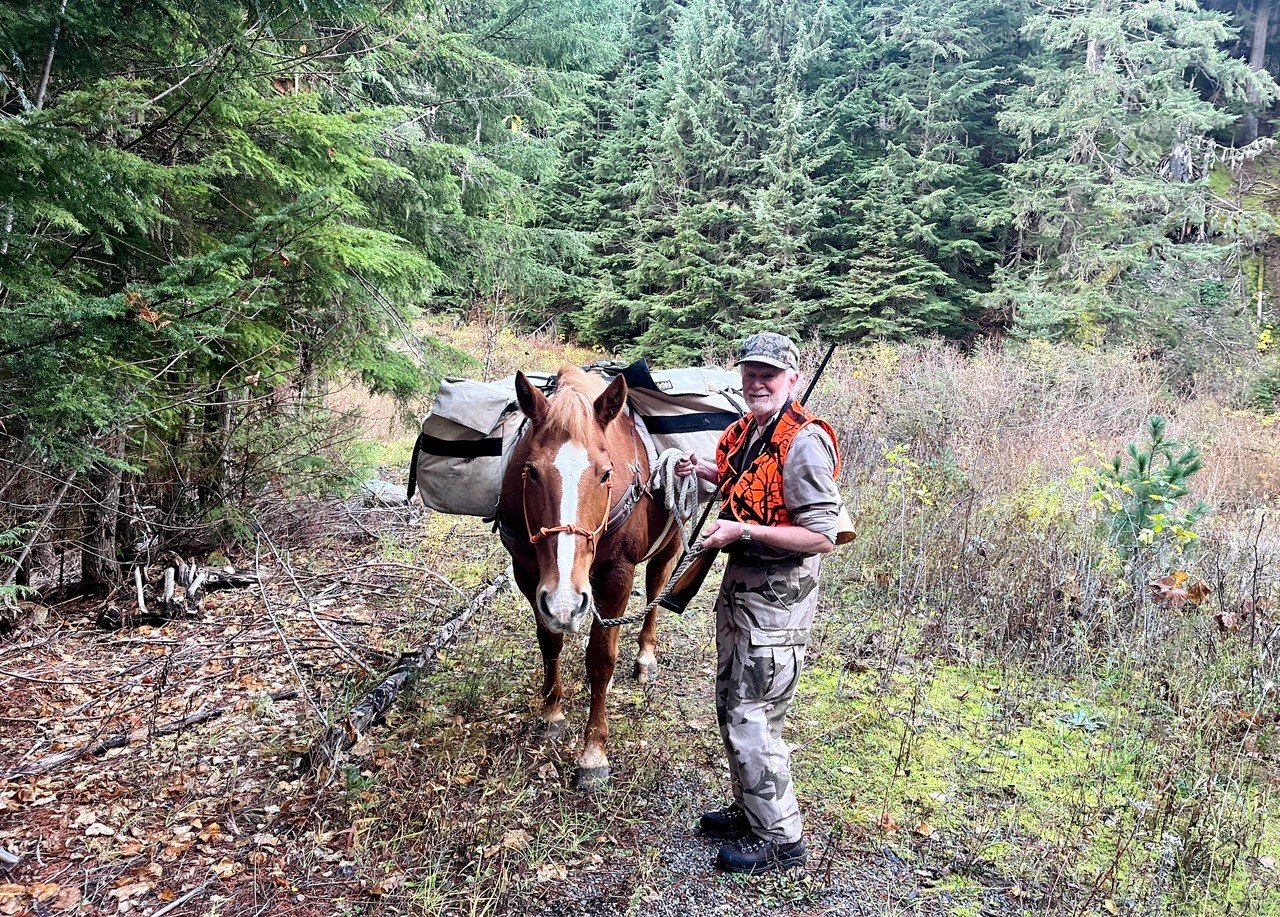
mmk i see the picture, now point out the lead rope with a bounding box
[593,448,706,629]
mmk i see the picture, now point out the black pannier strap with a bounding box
[418,432,504,458]
[640,412,740,435]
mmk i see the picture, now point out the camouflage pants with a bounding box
[714,554,822,844]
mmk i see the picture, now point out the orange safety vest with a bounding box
[715,401,841,527]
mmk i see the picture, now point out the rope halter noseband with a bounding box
[523,466,614,550]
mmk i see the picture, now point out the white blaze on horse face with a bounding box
[545,439,592,623]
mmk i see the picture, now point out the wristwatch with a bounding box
[739,524,753,543]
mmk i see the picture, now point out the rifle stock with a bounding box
[656,546,720,614]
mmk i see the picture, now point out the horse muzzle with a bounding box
[538,586,593,634]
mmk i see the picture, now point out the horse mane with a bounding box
[544,365,607,443]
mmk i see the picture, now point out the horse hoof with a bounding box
[571,765,610,791]
[633,661,658,684]
[539,719,566,743]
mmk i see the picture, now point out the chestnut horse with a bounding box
[498,366,682,788]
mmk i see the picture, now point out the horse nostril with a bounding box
[578,592,591,619]
[538,590,552,620]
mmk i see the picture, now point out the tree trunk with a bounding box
[81,434,124,595]
[198,387,231,510]
[1244,0,1272,143]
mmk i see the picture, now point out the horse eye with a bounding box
[600,468,612,483]
[525,465,539,481]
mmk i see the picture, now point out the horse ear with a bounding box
[515,371,548,424]
[594,374,628,427]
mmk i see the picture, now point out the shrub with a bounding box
[1093,416,1207,575]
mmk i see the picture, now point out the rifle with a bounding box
[657,342,839,614]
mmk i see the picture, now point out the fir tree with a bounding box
[990,0,1276,340]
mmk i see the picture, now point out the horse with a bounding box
[497,366,683,789]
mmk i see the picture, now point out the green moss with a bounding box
[792,658,1276,908]
[1207,167,1233,197]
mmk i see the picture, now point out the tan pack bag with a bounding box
[407,373,551,518]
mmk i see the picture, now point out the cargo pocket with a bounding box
[748,627,810,647]
[739,645,779,701]
[743,646,803,707]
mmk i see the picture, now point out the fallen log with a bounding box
[300,572,506,774]
[6,689,298,778]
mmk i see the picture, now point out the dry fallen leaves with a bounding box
[1146,571,1211,609]
[535,863,568,882]
[876,812,900,835]
[1215,610,1241,633]
[485,828,531,857]
[211,859,241,879]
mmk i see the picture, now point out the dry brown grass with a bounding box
[799,338,1280,677]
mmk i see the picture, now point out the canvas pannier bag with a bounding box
[406,373,551,518]
[407,362,745,517]
[609,360,746,498]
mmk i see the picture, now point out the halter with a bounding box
[509,395,648,555]
[523,466,614,549]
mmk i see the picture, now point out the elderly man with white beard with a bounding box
[674,332,843,875]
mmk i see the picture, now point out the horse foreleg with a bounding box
[514,562,566,740]
[635,536,681,684]
[535,623,566,741]
[573,619,620,789]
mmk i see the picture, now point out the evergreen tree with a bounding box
[989,0,1275,340]
[0,0,611,587]
[809,0,1025,339]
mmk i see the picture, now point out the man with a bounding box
[674,332,842,875]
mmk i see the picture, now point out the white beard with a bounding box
[745,389,790,420]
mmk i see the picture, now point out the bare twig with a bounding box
[3,471,77,586]
[149,883,208,917]
[350,561,464,597]
[254,520,374,675]
[255,534,324,722]
[4,689,298,778]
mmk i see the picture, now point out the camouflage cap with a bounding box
[734,332,800,371]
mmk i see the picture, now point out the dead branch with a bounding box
[149,883,207,917]
[255,534,324,723]
[254,519,374,675]
[97,562,266,629]
[5,689,297,779]
[299,572,506,775]
[3,471,77,586]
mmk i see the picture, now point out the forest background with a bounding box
[5,0,1280,579]
[3,1,1280,914]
